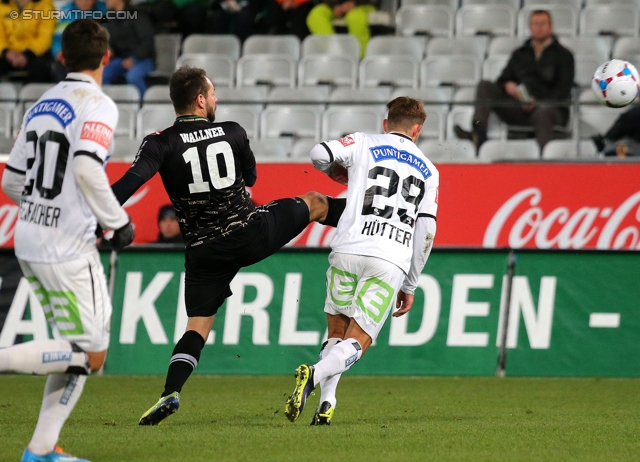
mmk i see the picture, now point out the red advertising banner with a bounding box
[1,162,640,249]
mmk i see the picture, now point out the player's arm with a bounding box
[309,134,358,185]
[395,173,439,317]
[2,126,30,204]
[111,135,164,204]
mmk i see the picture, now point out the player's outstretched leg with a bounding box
[311,401,335,426]
[139,392,180,426]
[21,445,90,462]
[285,364,316,423]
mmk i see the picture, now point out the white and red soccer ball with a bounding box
[592,59,640,108]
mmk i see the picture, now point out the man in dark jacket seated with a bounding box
[455,9,575,152]
[103,0,156,95]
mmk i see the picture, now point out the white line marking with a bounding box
[589,313,620,328]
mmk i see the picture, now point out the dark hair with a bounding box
[169,66,210,114]
[386,97,426,131]
[61,19,109,72]
[530,9,552,24]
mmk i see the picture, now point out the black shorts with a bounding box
[184,197,310,317]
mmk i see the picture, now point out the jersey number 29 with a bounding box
[183,141,236,193]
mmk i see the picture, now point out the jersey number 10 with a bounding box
[183,141,236,193]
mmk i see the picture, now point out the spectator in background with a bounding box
[0,0,56,82]
[142,0,209,37]
[103,0,155,95]
[263,0,313,41]
[51,0,108,81]
[306,0,377,58]
[210,0,265,42]
[156,204,183,243]
[454,10,574,152]
[592,106,640,158]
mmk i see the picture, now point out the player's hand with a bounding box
[504,81,519,99]
[393,290,414,317]
[110,221,134,252]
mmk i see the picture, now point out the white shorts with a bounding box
[324,251,405,340]
[18,250,112,352]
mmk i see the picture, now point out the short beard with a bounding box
[207,106,215,122]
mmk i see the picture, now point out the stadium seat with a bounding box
[176,54,235,88]
[147,34,181,83]
[359,56,420,88]
[488,36,521,57]
[0,83,16,139]
[291,138,319,159]
[395,5,454,37]
[215,86,268,104]
[455,5,517,37]
[268,87,329,105]
[365,36,426,60]
[577,90,626,138]
[181,34,241,60]
[483,56,509,81]
[523,0,581,7]
[612,37,640,61]
[478,139,540,161]
[446,105,508,141]
[260,105,323,140]
[242,35,300,59]
[579,5,640,37]
[392,87,453,107]
[418,139,477,162]
[215,104,262,139]
[420,56,482,87]
[111,137,143,161]
[136,104,175,139]
[143,85,171,104]
[517,5,578,38]
[558,36,613,63]
[301,35,360,61]
[237,55,297,87]
[298,55,358,88]
[330,87,392,103]
[421,105,447,141]
[400,0,457,7]
[426,37,489,60]
[103,84,140,139]
[541,139,599,159]
[322,105,387,139]
[250,138,293,158]
[461,0,519,7]
[585,0,640,5]
[574,55,602,87]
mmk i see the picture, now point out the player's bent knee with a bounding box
[298,191,328,222]
[87,350,107,372]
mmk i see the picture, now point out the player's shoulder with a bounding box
[215,120,248,136]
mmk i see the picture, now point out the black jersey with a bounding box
[127,116,257,247]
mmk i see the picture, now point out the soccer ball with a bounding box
[592,59,640,108]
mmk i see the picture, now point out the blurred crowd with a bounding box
[0,0,380,92]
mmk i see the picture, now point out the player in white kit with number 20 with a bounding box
[285,97,439,425]
[0,20,134,462]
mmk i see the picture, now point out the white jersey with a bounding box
[320,132,439,273]
[6,73,118,263]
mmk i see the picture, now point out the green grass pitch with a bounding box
[2,375,640,461]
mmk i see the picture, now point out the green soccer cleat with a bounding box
[138,392,180,426]
[285,364,315,423]
[310,401,334,426]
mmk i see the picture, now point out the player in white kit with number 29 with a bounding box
[0,20,134,462]
[285,97,439,425]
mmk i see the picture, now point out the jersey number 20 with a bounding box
[183,141,236,193]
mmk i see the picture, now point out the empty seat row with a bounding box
[396,4,640,38]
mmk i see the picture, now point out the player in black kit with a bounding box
[110,66,344,425]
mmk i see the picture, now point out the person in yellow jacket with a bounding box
[306,0,376,58]
[0,0,56,82]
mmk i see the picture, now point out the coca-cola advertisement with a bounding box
[1,162,639,250]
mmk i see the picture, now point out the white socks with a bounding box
[317,338,342,408]
[313,338,363,388]
[0,340,90,375]
[29,373,87,455]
